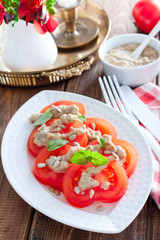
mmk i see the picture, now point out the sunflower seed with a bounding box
[73,142,80,146]
[58,124,65,129]
[48,187,55,193]
[91,123,96,130]
[90,189,95,199]
[96,205,105,211]
[69,134,77,141]
[54,106,61,112]
[112,152,119,159]
[37,163,46,168]
[53,160,60,168]
[54,189,60,195]
[104,150,112,155]
[56,156,61,161]
[74,186,80,194]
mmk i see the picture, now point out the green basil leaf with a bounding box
[46,139,69,151]
[98,138,105,148]
[71,150,90,165]
[33,110,52,126]
[86,149,92,162]
[91,151,108,166]
[78,115,86,122]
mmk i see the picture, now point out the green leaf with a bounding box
[46,139,69,151]
[71,150,91,165]
[46,0,57,14]
[91,152,108,166]
[71,149,108,166]
[48,7,56,15]
[78,115,86,122]
[98,138,105,148]
[33,110,52,126]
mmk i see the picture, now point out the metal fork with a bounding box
[99,75,160,161]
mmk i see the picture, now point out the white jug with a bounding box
[2,20,58,72]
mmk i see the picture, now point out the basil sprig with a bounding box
[78,115,86,122]
[71,150,108,166]
[33,110,52,126]
[98,138,106,148]
[46,139,69,151]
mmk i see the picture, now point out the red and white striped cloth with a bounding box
[134,82,160,209]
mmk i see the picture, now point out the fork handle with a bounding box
[141,127,160,161]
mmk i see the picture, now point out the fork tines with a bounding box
[98,75,132,117]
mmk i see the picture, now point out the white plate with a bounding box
[1,90,153,234]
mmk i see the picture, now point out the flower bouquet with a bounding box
[0,0,58,34]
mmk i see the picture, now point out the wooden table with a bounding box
[0,0,160,239]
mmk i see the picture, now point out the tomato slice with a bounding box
[27,119,56,157]
[33,145,71,191]
[28,119,88,157]
[94,160,128,202]
[63,160,128,208]
[112,139,138,178]
[85,118,117,140]
[63,162,95,208]
[87,138,137,178]
[40,100,86,115]
[62,120,88,147]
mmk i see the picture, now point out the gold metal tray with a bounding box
[0,0,111,87]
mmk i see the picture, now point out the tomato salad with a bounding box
[28,100,137,208]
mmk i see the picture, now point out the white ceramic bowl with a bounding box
[98,33,160,87]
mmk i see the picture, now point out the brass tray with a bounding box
[0,0,111,87]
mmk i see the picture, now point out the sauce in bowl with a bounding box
[105,43,159,68]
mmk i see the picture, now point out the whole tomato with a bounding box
[132,0,160,33]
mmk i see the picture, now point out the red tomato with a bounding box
[27,119,56,157]
[112,139,138,178]
[33,145,71,191]
[28,127,44,157]
[89,138,137,178]
[85,117,117,140]
[61,120,88,147]
[132,0,160,33]
[63,160,128,208]
[28,119,88,157]
[40,100,86,115]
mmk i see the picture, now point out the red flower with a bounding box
[18,0,42,23]
[33,14,58,34]
[0,3,5,25]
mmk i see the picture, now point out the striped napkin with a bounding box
[134,82,160,209]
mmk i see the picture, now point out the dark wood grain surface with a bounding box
[0,0,160,239]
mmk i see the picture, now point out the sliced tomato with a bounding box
[112,139,138,178]
[63,160,128,208]
[40,100,86,115]
[88,138,137,178]
[27,119,56,157]
[62,120,88,147]
[94,160,128,202]
[28,119,88,157]
[85,118,117,140]
[33,145,71,191]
